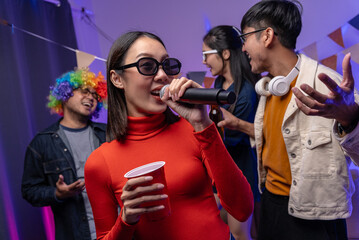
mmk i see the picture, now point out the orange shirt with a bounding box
[262,78,297,196]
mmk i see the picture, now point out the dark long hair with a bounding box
[203,25,260,113]
[106,31,178,142]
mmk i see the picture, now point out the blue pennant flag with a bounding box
[349,14,359,30]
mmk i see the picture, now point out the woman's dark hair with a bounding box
[203,25,260,113]
[241,0,303,50]
[106,31,178,142]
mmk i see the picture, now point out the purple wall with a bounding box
[1,0,359,239]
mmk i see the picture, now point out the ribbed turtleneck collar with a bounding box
[126,113,167,140]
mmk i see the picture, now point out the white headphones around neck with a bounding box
[255,55,301,96]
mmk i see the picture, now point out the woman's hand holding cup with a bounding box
[122,161,170,224]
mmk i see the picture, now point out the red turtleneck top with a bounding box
[85,114,253,240]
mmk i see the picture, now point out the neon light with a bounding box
[42,207,55,240]
[203,14,212,33]
[0,142,19,240]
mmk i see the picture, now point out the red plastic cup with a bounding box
[124,161,171,221]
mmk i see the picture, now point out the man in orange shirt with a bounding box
[239,1,357,239]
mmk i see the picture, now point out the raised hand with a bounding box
[218,108,255,138]
[55,174,85,200]
[161,77,212,132]
[292,53,359,128]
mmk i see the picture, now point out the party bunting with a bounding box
[76,50,96,69]
[0,18,10,26]
[320,54,337,71]
[203,77,215,88]
[2,13,359,80]
[301,42,318,60]
[328,28,345,48]
[342,42,359,65]
[349,14,359,31]
[0,17,106,69]
[316,36,344,61]
[299,13,359,73]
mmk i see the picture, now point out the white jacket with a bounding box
[254,54,355,220]
[333,121,359,166]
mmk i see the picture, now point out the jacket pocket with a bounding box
[44,159,73,185]
[44,159,72,174]
[304,131,331,149]
[301,130,335,178]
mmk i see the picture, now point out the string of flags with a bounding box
[2,13,359,82]
[203,13,359,89]
[0,17,107,69]
[300,13,359,79]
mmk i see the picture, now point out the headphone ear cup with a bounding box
[255,77,272,96]
[268,76,290,96]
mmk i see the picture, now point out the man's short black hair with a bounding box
[241,0,303,49]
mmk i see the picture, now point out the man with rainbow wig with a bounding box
[21,68,107,240]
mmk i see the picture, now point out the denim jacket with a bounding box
[21,119,106,240]
[254,54,356,220]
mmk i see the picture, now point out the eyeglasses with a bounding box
[202,50,218,61]
[116,57,181,76]
[238,28,267,43]
[77,87,101,101]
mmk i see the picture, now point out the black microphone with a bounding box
[159,85,236,105]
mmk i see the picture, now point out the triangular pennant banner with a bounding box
[341,23,359,49]
[320,54,337,71]
[328,27,344,48]
[342,42,359,65]
[76,50,96,69]
[349,14,359,30]
[203,77,215,88]
[0,18,10,26]
[301,42,318,60]
[316,36,344,61]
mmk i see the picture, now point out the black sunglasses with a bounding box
[238,28,267,43]
[238,27,278,43]
[116,57,182,76]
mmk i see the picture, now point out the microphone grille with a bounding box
[159,85,169,98]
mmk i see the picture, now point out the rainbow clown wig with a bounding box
[47,68,107,119]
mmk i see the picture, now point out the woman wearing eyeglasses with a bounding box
[84,31,253,240]
[202,25,261,240]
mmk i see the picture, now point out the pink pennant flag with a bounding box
[301,42,318,60]
[76,50,96,69]
[342,42,359,65]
